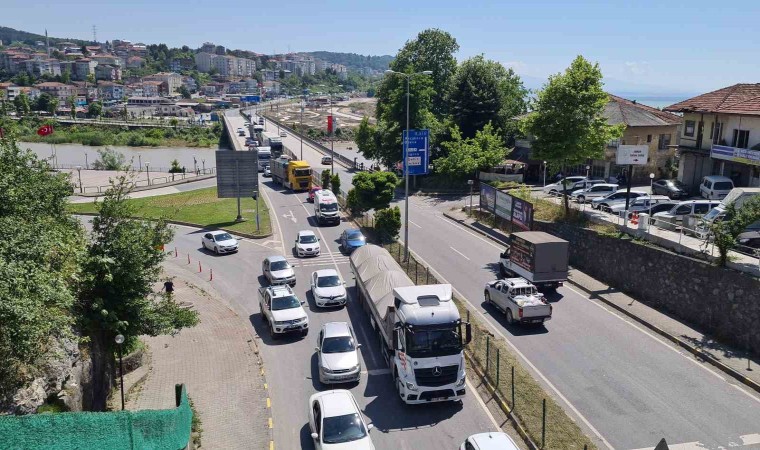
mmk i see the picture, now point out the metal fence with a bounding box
[69,168,216,194]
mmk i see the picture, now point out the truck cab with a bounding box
[484,278,552,325]
[314,189,340,225]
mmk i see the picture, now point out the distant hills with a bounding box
[0,26,91,47]
[304,51,393,71]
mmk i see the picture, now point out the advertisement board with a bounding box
[479,183,496,213]
[511,198,533,231]
[616,145,649,165]
[711,144,760,166]
[494,190,513,220]
[510,234,535,272]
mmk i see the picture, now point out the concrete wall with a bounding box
[534,220,760,354]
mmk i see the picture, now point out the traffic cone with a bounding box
[631,212,639,225]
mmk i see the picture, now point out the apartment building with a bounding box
[665,83,760,189]
[95,64,122,81]
[194,52,256,80]
[143,72,182,94]
[35,82,75,101]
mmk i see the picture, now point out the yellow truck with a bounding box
[271,156,312,191]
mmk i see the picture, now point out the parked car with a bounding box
[262,255,296,286]
[321,156,333,165]
[295,230,321,257]
[652,200,720,228]
[258,284,308,338]
[311,269,347,308]
[571,183,618,203]
[308,390,374,450]
[201,230,239,254]
[339,229,366,254]
[264,165,271,177]
[308,185,322,203]
[484,278,552,325]
[237,127,246,136]
[460,432,520,450]
[315,322,361,383]
[591,190,647,211]
[699,175,734,200]
[737,230,760,251]
[652,178,690,199]
[542,176,587,196]
[280,131,287,137]
[608,195,672,216]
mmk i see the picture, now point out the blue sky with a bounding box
[3,0,758,95]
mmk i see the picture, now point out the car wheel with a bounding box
[269,322,278,340]
[302,329,308,337]
[201,241,206,249]
[577,196,585,203]
[549,189,558,196]
[485,291,491,304]
[214,246,219,254]
[506,309,514,325]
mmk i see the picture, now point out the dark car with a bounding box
[652,179,689,199]
[340,228,366,254]
[737,230,760,251]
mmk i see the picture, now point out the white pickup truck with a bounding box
[484,278,552,325]
[258,284,309,339]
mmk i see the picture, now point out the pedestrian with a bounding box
[162,278,175,298]
[182,166,186,174]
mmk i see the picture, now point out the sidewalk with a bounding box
[126,264,270,450]
[443,208,760,394]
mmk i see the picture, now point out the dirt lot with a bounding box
[266,97,376,131]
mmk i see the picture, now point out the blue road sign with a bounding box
[403,129,429,175]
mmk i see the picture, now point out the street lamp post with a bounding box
[115,334,125,410]
[138,153,142,172]
[648,172,655,228]
[76,166,83,193]
[193,156,197,175]
[467,179,474,214]
[543,161,547,187]
[586,165,591,179]
[145,162,150,186]
[300,99,304,160]
[85,152,89,170]
[384,69,432,262]
[202,159,206,174]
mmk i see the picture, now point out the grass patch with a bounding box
[67,187,271,237]
[37,396,69,414]
[189,396,203,448]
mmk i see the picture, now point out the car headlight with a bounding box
[456,375,466,387]
[275,321,287,326]
[353,364,361,371]
[322,366,333,374]
[405,382,418,391]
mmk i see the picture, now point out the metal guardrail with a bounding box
[72,168,216,194]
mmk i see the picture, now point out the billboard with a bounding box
[711,144,760,167]
[494,190,513,220]
[616,145,649,165]
[511,198,533,231]
[480,183,496,213]
[215,151,259,198]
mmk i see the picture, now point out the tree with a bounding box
[67,95,77,119]
[345,189,365,217]
[13,91,30,116]
[330,174,341,195]
[354,117,378,161]
[374,206,402,242]
[351,171,398,211]
[0,133,85,400]
[92,147,127,170]
[47,97,59,116]
[60,70,71,85]
[169,117,179,128]
[435,123,507,178]
[79,177,199,409]
[321,169,331,190]
[447,55,528,140]
[86,73,96,86]
[88,100,103,118]
[711,197,760,266]
[520,56,624,214]
[178,85,191,99]
[35,92,53,113]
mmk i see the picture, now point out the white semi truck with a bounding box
[350,245,471,404]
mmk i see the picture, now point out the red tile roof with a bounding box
[664,83,760,116]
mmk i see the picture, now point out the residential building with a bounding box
[170,57,194,72]
[91,54,123,67]
[665,83,760,189]
[71,81,98,102]
[263,80,280,96]
[126,56,145,69]
[74,59,97,81]
[98,81,125,101]
[194,52,215,73]
[143,72,182,94]
[142,81,166,97]
[194,52,255,79]
[95,64,122,81]
[513,95,682,183]
[127,96,162,106]
[181,76,197,92]
[23,56,61,77]
[35,82,75,101]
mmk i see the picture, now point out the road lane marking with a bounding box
[434,214,504,251]
[282,210,297,223]
[402,243,614,450]
[466,379,502,431]
[449,246,471,260]
[260,185,286,255]
[408,220,422,229]
[266,398,271,408]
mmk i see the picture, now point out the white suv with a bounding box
[571,183,618,203]
[258,284,309,339]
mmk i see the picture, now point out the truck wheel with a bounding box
[506,309,514,325]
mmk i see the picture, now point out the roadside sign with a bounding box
[403,129,429,175]
[616,145,649,165]
[215,151,259,198]
[511,198,534,231]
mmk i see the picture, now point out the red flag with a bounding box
[327,115,333,134]
[37,125,54,136]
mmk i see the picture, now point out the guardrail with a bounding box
[73,169,216,194]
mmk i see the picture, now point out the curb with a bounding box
[441,211,760,396]
[73,212,273,240]
[76,174,216,198]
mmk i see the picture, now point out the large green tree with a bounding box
[88,100,103,118]
[521,56,623,213]
[351,171,399,211]
[354,116,378,162]
[13,91,30,116]
[447,55,528,140]
[435,123,507,178]
[0,129,85,400]
[79,178,198,409]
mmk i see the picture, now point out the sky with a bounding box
[3,0,759,95]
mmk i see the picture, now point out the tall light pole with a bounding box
[300,99,304,160]
[115,334,125,410]
[543,161,547,187]
[648,172,655,228]
[384,69,432,262]
[76,165,83,193]
[145,162,150,186]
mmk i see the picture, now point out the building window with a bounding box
[647,135,652,143]
[658,134,671,150]
[684,120,695,137]
[711,122,724,144]
[608,138,620,147]
[733,129,750,149]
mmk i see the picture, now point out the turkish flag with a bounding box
[327,115,333,134]
[37,125,54,136]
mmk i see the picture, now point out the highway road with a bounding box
[226,110,760,449]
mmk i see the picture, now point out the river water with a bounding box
[20,142,221,173]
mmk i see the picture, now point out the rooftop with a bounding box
[605,95,682,127]
[664,83,760,117]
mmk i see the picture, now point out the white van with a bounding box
[699,175,734,200]
[314,189,340,225]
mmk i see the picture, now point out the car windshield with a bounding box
[271,295,301,311]
[322,413,367,444]
[299,235,318,243]
[346,231,364,241]
[320,203,338,212]
[406,327,462,357]
[214,233,233,241]
[258,153,271,161]
[322,336,355,353]
[295,169,312,177]
[270,260,291,271]
[317,275,341,287]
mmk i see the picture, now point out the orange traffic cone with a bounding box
[631,212,639,225]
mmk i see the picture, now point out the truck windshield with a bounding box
[320,203,338,212]
[294,169,312,177]
[258,153,271,161]
[406,326,462,357]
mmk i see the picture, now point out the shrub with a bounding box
[330,174,341,195]
[375,206,401,242]
[92,147,127,171]
[346,189,365,217]
[321,170,331,190]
